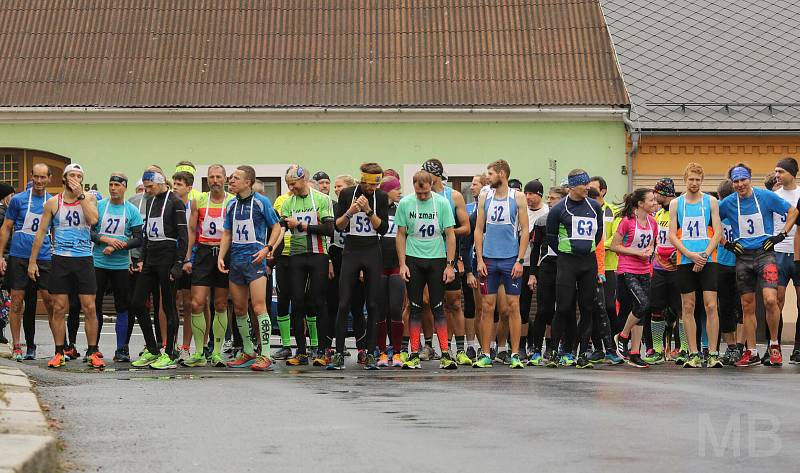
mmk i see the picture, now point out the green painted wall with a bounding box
[0,120,627,200]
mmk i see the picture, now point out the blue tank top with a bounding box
[437,186,457,221]
[675,193,715,265]
[53,194,93,257]
[482,189,519,259]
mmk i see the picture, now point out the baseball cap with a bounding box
[63,163,84,176]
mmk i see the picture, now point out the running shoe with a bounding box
[674,350,689,365]
[509,353,525,369]
[400,351,409,363]
[789,348,800,364]
[721,346,737,366]
[767,345,783,367]
[64,345,80,361]
[222,340,234,354]
[113,348,131,363]
[402,353,421,369]
[357,349,367,365]
[227,353,257,369]
[527,351,544,366]
[326,352,345,370]
[131,350,160,367]
[626,354,649,368]
[313,350,330,367]
[150,353,178,370]
[604,351,624,365]
[455,350,473,366]
[472,354,493,368]
[559,353,576,367]
[392,353,403,367]
[12,346,23,362]
[494,350,511,365]
[465,346,477,361]
[251,355,274,372]
[490,346,497,359]
[209,353,226,367]
[376,352,390,368]
[419,345,437,361]
[706,353,723,368]
[182,352,207,367]
[734,349,760,367]
[286,353,309,366]
[682,353,703,368]
[576,355,593,369]
[203,346,211,360]
[24,346,36,360]
[587,350,605,364]
[177,347,191,363]
[643,351,665,365]
[272,346,292,360]
[614,334,629,360]
[88,352,106,369]
[47,353,66,368]
[546,351,559,368]
[760,351,771,366]
[439,352,458,370]
[364,353,379,370]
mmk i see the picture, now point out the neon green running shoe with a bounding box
[439,352,458,370]
[707,353,723,368]
[674,350,689,365]
[455,350,473,366]
[472,354,493,368]
[400,351,409,363]
[546,351,559,368]
[150,353,178,370]
[560,353,577,367]
[509,353,525,369]
[683,353,703,368]
[131,350,160,367]
[209,353,226,367]
[182,352,207,367]
[402,353,421,369]
[643,351,665,365]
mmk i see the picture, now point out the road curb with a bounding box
[0,348,58,473]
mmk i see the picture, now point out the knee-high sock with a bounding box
[212,311,228,355]
[433,305,449,353]
[306,316,318,348]
[376,320,387,352]
[391,321,404,353]
[236,316,254,355]
[409,304,422,353]
[191,313,206,353]
[257,313,271,356]
[651,318,666,354]
[277,315,291,347]
[115,311,129,350]
[678,319,688,352]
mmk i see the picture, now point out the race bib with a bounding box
[571,216,596,241]
[738,213,766,239]
[681,216,708,241]
[487,199,511,225]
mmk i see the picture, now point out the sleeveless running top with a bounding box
[482,189,519,259]
[676,193,715,265]
[53,194,93,257]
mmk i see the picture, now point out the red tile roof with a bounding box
[0,0,628,108]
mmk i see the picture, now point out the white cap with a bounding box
[136,179,144,188]
[63,163,84,176]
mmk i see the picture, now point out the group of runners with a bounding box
[1,155,799,371]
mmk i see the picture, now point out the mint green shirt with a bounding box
[395,192,454,259]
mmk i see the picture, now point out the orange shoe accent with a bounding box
[47,353,66,368]
[251,356,274,372]
[88,352,106,369]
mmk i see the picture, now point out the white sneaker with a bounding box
[177,348,191,363]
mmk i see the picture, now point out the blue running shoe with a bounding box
[24,346,36,360]
[604,352,624,365]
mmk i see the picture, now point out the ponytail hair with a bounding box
[621,187,653,218]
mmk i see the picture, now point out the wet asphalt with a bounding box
[4,320,800,472]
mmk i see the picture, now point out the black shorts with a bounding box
[191,245,229,288]
[8,256,50,291]
[445,267,462,291]
[648,268,681,317]
[735,250,778,294]
[177,272,191,290]
[675,262,718,294]
[49,255,96,295]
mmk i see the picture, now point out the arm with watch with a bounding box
[512,191,530,280]
[443,226,456,284]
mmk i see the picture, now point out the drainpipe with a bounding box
[622,112,639,193]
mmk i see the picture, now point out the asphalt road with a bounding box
[5,320,800,472]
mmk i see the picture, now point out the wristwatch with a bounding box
[448,259,457,267]
[366,209,374,217]
[77,193,86,201]
[517,258,525,265]
[266,244,274,252]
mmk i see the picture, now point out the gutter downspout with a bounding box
[622,112,639,193]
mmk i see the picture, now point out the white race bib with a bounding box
[20,211,42,235]
[632,224,653,250]
[681,216,708,241]
[349,212,375,236]
[292,210,318,237]
[738,213,766,239]
[657,227,673,248]
[571,216,597,241]
[99,205,126,237]
[200,213,224,239]
[385,215,398,237]
[722,223,734,243]
[487,198,511,225]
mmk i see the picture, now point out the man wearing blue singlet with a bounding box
[667,162,723,368]
[28,163,101,369]
[473,159,529,369]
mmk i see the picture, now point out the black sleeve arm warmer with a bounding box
[174,201,188,263]
[374,191,390,235]
[307,217,334,238]
[90,227,102,244]
[546,207,560,255]
[126,225,143,250]
[530,223,544,272]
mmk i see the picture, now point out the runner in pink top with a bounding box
[611,188,659,368]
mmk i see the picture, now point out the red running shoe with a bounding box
[88,352,106,369]
[768,345,783,367]
[47,353,66,368]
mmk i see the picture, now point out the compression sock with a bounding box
[434,321,449,353]
[191,313,206,353]
[651,318,666,354]
[236,316,255,355]
[410,306,422,353]
[306,316,318,348]
[257,313,271,356]
[376,320,387,352]
[456,335,466,352]
[277,315,291,348]
[212,310,228,355]
[424,336,433,348]
[391,321,404,353]
[115,311,129,350]
[678,320,688,353]
[401,335,410,353]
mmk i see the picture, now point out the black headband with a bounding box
[109,175,128,186]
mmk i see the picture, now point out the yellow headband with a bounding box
[361,172,383,185]
[175,165,195,175]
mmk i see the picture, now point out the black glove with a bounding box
[724,240,745,256]
[762,232,786,251]
[170,261,184,281]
